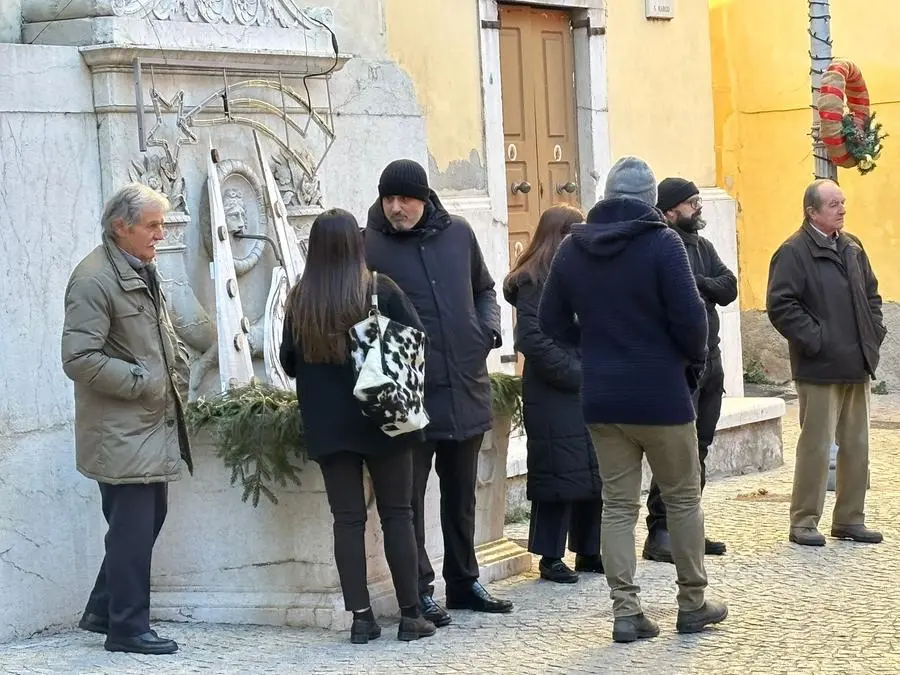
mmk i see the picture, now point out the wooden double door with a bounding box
[500,3,580,271]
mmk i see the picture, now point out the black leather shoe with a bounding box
[831,524,883,544]
[397,615,436,641]
[539,558,579,584]
[104,632,178,655]
[574,554,604,574]
[445,581,513,613]
[420,594,452,627]
[705,538,727,555]
[350,617,382,644]
[642,529,674,564]
[612,613,660,643]
[78,612,108,635]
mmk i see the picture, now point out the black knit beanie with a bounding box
[656,177,699,213]
[378,159,431,202]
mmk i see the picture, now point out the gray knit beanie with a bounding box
[603,156,657,206]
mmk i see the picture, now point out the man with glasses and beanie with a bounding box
[642,177,737,565]
[364,159,512,628]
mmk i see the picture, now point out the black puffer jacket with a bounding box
[504,276,601,503]
[365,192,501,441]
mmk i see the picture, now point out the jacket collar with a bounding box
[800,222,855,261]
[102,234,150,293]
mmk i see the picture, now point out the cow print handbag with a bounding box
[348,271,430,437]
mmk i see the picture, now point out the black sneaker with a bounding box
[539,557,579,584]
[705,538,727,555]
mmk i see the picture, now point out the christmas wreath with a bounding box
[817,59,887,175]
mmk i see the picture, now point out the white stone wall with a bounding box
[0,44,105,642]
[0,0,20,43]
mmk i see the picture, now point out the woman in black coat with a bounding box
[502,205,604,583]
[279,209,435,643]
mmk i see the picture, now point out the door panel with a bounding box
[499,4,578,373]
[499,7,542,273]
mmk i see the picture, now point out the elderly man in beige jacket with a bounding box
[61,183,192,655]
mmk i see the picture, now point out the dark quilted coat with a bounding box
[504,276,601,503]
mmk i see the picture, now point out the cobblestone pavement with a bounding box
[3,397,900,674]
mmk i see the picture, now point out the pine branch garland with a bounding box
[185,373,523,507]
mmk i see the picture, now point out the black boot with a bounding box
[574,553,604,574]
[350,609,382,644]
[705,538,727,555]
[642,529,673,564]
[397,613,437,641]
[538,557,579,584]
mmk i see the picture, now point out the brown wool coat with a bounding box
[766,223,886,384]
[61,236,192,484]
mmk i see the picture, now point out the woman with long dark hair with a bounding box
[279,208,435,643]
[502,205,604,583]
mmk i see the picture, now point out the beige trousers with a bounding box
[588,423,707,617]
[791,382,871,530]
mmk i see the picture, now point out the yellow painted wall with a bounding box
[710,0,900,308]
[383,0,484,174]
[606,0,717,186]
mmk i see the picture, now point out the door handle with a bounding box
[556,181,578,194]
[511,181,532,195]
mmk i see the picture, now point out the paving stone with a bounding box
[2,397,899,674]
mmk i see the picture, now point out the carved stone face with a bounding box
[223,188,248,234]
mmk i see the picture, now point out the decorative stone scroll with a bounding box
[110,0,335,29]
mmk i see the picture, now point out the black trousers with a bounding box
[646,353,725,534]
[84,482,168,639]
[318,449,418,611]
[413,435,482,596]
[527,498,602,559]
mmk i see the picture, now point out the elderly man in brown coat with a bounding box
[61,183,192,654]
[767,178,885,547]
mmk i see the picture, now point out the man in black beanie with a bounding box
[642,177,737,564]
[365,159,511,626]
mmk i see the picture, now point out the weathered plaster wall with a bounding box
[0,44,104,642]
[606,0,716,187]
[0,0,21,43]
[383,0,486,192]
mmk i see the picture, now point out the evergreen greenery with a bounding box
[841,112,887,175]
[185,373,523,507]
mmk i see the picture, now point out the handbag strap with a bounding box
[370,271,379,315]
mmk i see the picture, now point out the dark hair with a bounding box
[503,204,584,293]
[803,179,832,222]
[284,208,371,364]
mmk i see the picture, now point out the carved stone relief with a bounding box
[110,0,335,29]
[271,148,323,209]
[200,160,267,278]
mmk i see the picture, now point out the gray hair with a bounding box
[101,182,170,238]
[802,179,833,222]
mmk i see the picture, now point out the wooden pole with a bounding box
[809,0,838,182]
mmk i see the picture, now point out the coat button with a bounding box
[169,366,175,375]
[137,305,144,312]
[166,419,175,427]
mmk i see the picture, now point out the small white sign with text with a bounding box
[645,0,674,20]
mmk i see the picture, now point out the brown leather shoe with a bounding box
[789,527,826,546]
[831,524,883,544]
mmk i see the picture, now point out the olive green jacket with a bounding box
[61,236,193,484]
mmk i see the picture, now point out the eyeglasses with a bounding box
[687,196,703,209]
